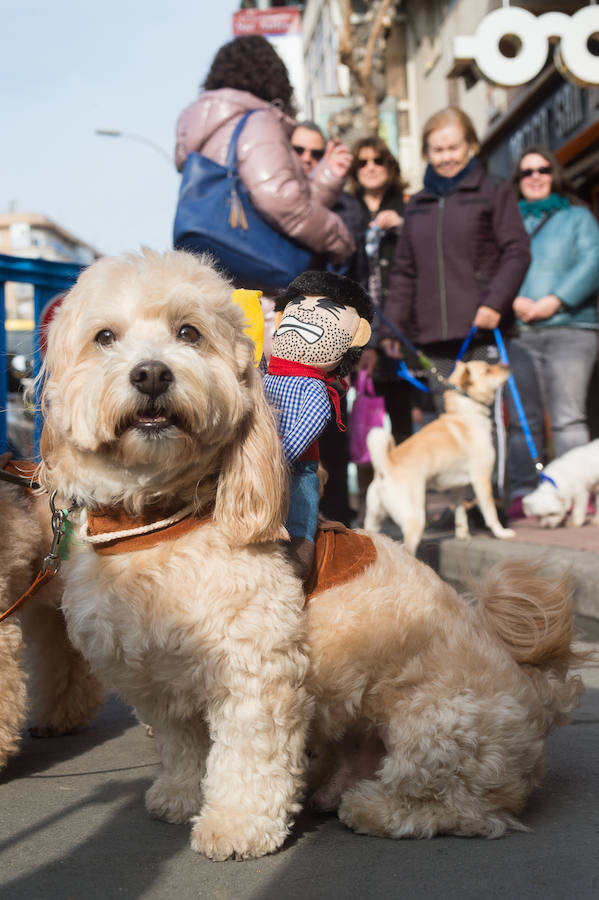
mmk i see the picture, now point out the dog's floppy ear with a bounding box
[214,367,289,545]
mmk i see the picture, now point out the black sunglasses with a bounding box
[292,144,325,162]
[519,165,552,179]
[357,156,386,169]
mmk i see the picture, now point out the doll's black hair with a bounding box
[274,271,374,323]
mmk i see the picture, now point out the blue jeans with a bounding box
[287,460,320,541]
[506,328,598,498]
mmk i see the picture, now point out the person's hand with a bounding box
[325,139,352,179]
[473,305,501,330]
[525,294,562,322]
[358,347,378,375]
[379,338,403,359]
[373,210,403,231]
[513,295,536,321]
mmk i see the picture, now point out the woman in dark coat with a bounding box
[348,135,412,444]
[347,137,412,523]
[381,107,530,386]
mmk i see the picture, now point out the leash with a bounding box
[491,329,556,487]
[0,457,42,491]
[0,491,75,623]
[374,314,555,486]
[373,309,488,406]
[451,326,555,485]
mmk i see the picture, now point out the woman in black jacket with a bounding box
[347,136,413,524]
[349,136,412,443]
[381,107,530,388]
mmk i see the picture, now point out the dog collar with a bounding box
[539,472,558,490]
[82,503,213,555]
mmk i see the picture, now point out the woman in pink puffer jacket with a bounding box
[174,35,354,280]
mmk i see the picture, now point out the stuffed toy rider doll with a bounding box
[263,271,374,580]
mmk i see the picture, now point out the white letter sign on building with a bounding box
[453,6,599,87]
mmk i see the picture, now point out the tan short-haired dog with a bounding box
[365,360,515,554]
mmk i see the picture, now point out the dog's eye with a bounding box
[95,329,116,347]
[177,324,201,344]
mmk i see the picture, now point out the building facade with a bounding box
[0,212,99,319]
[297,0,599,203]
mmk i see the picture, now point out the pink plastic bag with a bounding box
[348,369,386,464]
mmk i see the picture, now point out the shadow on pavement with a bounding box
[0,696,139,783]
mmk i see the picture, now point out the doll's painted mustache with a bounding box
[276,315,323,344]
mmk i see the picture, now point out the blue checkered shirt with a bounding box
[263,374,331,464]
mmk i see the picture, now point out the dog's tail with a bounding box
[474,559,591,729]
[366,428,395,477]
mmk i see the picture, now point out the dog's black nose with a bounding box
[129,360,174,398]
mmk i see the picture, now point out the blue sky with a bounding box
[1,0,240,256]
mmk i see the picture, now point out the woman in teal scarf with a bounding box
[506,146,599,515]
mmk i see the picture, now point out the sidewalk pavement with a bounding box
[381,509,599,621]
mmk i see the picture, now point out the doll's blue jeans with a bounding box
[287,460,320,541]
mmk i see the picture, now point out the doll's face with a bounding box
[272,294,363,370]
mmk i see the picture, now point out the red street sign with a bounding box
[233,6,301,36]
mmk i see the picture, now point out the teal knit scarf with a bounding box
[519,193,570,218]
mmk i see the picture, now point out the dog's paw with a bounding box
[145,779,202,824]
[492,527,516,540]
[190,808,289,860]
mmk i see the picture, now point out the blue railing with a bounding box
[0,253,84,455]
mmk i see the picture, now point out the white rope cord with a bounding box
[80,503,196,544]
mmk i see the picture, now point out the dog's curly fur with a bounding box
[36,249,585,858]
[0,482,103,770]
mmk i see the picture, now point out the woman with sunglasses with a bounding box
[348,138,410,430]
[346,137,412,523]
[174,36,354,290]
[505,146,599,514]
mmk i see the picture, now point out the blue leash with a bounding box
[376,309,555,487]
[491,329,556,487]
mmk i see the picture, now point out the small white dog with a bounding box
[365,360,515,554]
[522,439,599,528]
[36,250,585,860]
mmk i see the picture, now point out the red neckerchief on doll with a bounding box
[267,356,349,431]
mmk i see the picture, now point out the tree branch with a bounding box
[363,0,394,80]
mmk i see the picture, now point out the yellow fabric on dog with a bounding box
[232,289,264,366]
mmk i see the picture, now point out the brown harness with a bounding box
[85,506,213,554]
[0,465,378,620]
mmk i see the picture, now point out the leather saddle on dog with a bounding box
[304,521,377,603]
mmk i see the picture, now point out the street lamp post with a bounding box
[95,129,172,165]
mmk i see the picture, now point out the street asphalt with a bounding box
[1,525,598,900]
